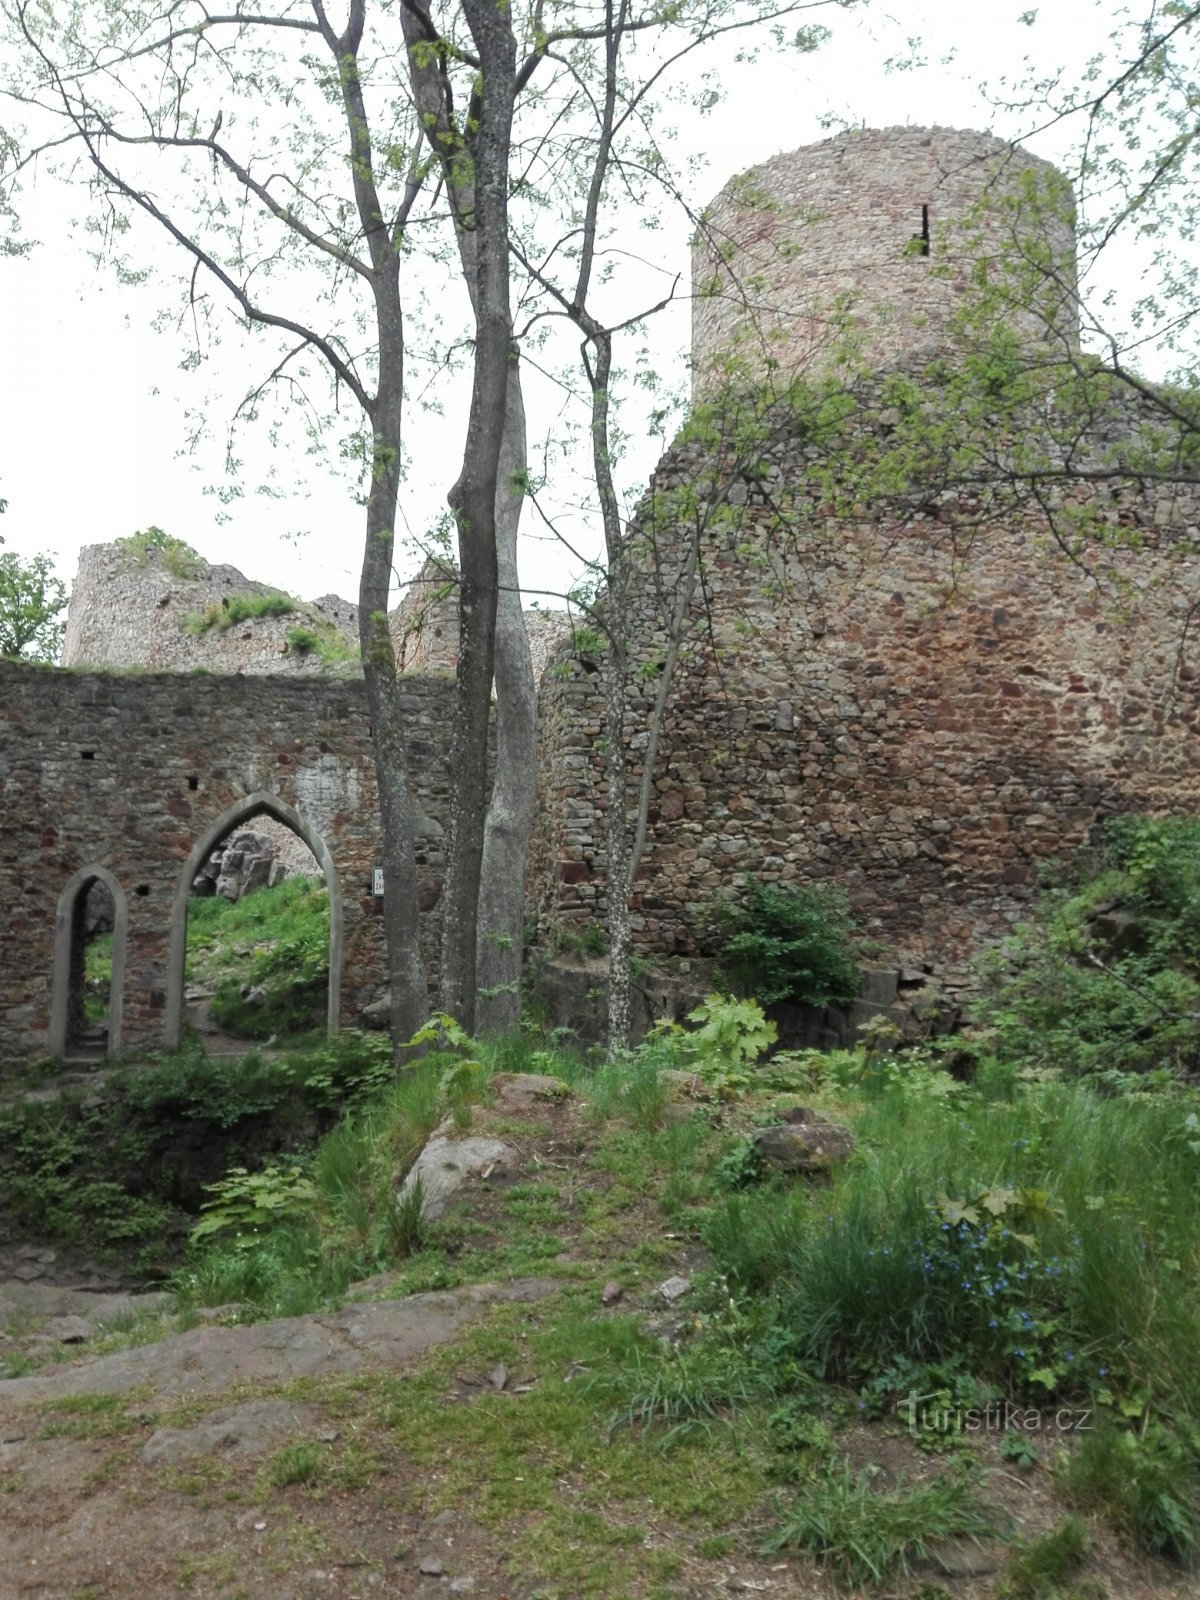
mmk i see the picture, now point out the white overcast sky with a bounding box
[0,1,1124,612]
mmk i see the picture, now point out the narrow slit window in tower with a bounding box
[912,204,931,258]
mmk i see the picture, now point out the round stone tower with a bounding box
[691,126,1079,389]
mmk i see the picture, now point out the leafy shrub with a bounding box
[976,815,1200,1080]
[285,622,358,664]
[716,878,860,1008]
[190,1160,317,1244]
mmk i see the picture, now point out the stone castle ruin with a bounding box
[2,125,1197,1061]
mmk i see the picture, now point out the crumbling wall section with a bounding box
[62,543,360,675]
[0,667,456,1061]
[529,380,1200,984]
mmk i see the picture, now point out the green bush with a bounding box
[715,878,860,1008]
[976,815,1200,1081]
[284,622,358,664]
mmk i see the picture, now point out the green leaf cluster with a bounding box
[715,877,860,1009]
[0,550,67,661]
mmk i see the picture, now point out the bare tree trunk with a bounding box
[327,0,429,1054]
[437,0,517,1032]
[360,510,430,1048]
[578,329,635,1051]
[602,604,634,1051]
[476,358,537,1034]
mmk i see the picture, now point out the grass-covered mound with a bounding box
[187,875,330,1042]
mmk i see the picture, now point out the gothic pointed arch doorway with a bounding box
[165,792,343,1049]
[49,864,128,1059]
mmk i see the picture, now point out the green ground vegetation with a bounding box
[185,876,331,1042]
[975,814,1200,1082]
[182,592,296,633]
[5,820,1199,1590]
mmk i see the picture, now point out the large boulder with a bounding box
[753,1113,854,1174]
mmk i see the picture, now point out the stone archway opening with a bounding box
[186,822,328,1049]
[166,793,343,1051]
[50,866,127,1061]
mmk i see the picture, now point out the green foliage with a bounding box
[189,877,330,1042]
[182,590,295,634]
[284,622,358,664]
[1056,1421,1199,1567]
[701,1069,1200,1486]
[998,1516,1088,1600]
[174,1059,452,1319]
[636,994,777,1099]
[765,1463,994,1588]
[267,1439,329,1488]
[0,1028,393,1276]
[0,550,67,660]
[82,930,113,1024]
[684,994,777,1097]
[190,1161,317,1245]
[115,525,201,579]
[975,815,1200,1081]
[599,1344,759,1442]
[715,878,860,1009]
[714,1134,766,1190]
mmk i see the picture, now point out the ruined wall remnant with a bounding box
[692,126,1078,390]
[528,380,1200,983]
[62,542,361,676]
[0,667,456,1061]
[389,556,460,674]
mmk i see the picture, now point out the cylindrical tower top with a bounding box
[691,126,1078,390]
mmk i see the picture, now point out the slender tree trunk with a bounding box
[437,0,517,1032]
[580,330,636,1051]
[360,275,429,1049]
[324,0,429,1055]
[476,356,537,1034]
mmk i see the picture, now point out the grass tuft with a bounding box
[766,1463,994,1588]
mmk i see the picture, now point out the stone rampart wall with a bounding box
[528,378,1200,984]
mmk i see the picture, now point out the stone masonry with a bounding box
[0,668,453,1060]
[3,125,1197,1059]
[692,126,1077,390]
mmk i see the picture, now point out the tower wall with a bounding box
[692,126,1078,389]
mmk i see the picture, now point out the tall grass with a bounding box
[705,1078,1200,1413]
[174,1060,448,1318]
